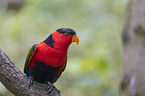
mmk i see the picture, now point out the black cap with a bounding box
[56,28,76,35]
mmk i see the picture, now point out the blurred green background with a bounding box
[0,0,127,96]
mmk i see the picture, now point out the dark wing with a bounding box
[24,44,37,74]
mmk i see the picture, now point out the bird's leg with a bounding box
[28,76,33,88]
[47,82,54,93]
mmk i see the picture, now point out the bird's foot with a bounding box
[47,82,54,93]
[28,76,33,88]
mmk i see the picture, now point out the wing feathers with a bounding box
[24,44,37,74]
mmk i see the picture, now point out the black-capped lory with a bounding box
[24,28,79,91]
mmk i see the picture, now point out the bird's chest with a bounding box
[35,47,67,67]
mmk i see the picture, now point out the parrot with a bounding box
[24,28,79,91]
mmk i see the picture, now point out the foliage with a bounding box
[0,0,127,96]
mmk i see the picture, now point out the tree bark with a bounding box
[0,48,60,96]
[120,0,145,96]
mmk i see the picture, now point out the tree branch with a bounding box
[0,48,60,96]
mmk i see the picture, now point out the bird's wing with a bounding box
[24,44,37,74]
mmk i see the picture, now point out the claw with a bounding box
[28,76,33,88]
[47,82,53,93]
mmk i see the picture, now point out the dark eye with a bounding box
[64,32,70,36]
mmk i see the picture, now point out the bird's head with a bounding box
[44,28,79,50]
[56,28,79,45]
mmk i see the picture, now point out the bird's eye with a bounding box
[64,32,70,36]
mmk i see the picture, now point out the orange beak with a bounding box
[72,34,79,45]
